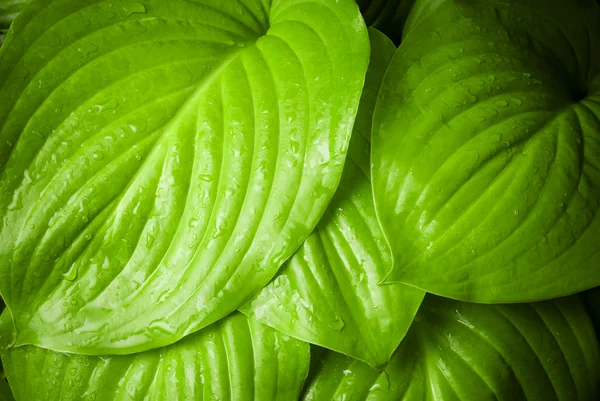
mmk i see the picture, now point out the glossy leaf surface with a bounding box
[242,28,424,369]
[301,296,600,401]
[372,0,600,302]
[1,312,310,401]
[0,0,369,353]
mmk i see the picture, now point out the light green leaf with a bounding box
[356,0,415,44]
[241,28,423,369]
[1,311,310,401]
[301,296,600,401]
[372,0,600,302]
[0,0,369,354]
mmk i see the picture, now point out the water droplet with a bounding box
[511,98,523,106]
[97,98,120,114]
[199,174,212,182]
[148,319,175,334]
[212,225,226,239]
[285,111,297,123]
[77,42,99,59]
[145,233,155,248]
[63,263,80,281]
[495,100,509,107]
[328,315,345,332]
[121,2,147,18]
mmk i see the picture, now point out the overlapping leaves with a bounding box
[0,0,369,354]
[356,0,414,43]
[0,0,599,400]
[0,309,310,401]
[0,0,28,44]
[301,296,600,401]
[241,28,424,368]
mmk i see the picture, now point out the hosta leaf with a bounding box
[356,0,414,44]
[300,296,600,401]
[1,311,310,401]
[241,28,424,369]
[0,0,369,354]
[372,0,600,302]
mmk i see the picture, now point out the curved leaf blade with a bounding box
[372,0,600,302]
[301,296,600,401]
[0,0,369,353]
[1,312,310,401]
[241,28,424,369]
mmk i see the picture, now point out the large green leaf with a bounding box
[372,0,600,302]
[582,287,600,339]
[0,0,369,354]
[301,296,600,401]
[241,28,424,369]
[356,0,414,44]
[1,311,310,401]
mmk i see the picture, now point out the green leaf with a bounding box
[301,296,600,401]
[582,287,600,339]
[241,28,423,369]
[1,311,310,401]
[0,0,28,30]
[0,379,13,401]
[0,0,29,45]
[372,0,600,302]
[356,0,415,44]
[0,0,369,354]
